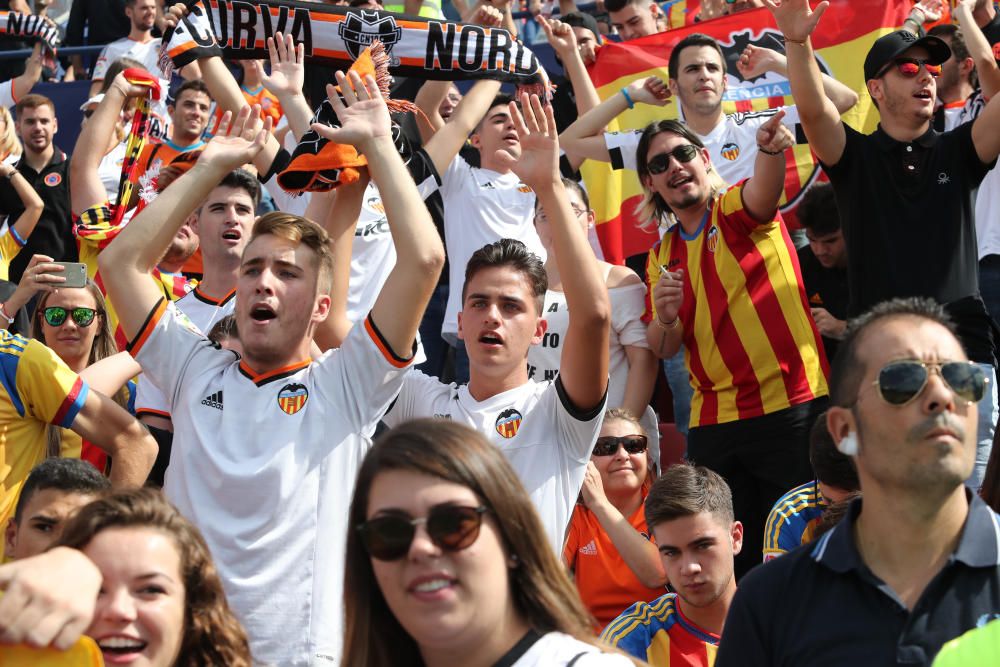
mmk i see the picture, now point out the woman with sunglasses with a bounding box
[343,419,640,667]
[30,280,141,470]
[564,408,667,631]
[530,178,660,451]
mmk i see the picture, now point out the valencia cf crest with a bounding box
[706,226,719,254]
[720,142,740,161]
[338,10,402,61]
[495,408,523,439]
[277,383,309,415]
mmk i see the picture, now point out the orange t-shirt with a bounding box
[563,496,668,632]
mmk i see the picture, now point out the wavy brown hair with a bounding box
[57,488,253,667]
[342,419,638,667]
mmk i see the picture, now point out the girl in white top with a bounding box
[342,419,639,667]
[529,178,660,460]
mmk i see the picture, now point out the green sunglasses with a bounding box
[42,306,98,328]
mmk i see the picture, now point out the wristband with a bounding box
[656,316,679,331]
[0,302,15,324]
[784,37,808,46]
[621,87,635,109]
[757,144,785,156]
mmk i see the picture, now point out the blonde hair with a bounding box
[249,212,333,293]
[0,106,21,161]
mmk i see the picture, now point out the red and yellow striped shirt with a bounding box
[644,183,828,428]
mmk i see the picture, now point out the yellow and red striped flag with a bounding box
[584,0,912,264]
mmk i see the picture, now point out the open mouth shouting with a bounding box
[478,331,504,348]
[249,303,277,323]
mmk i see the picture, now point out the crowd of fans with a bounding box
[0,0,998,665]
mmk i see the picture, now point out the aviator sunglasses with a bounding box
[358,505,489,561]
[879,57,942,79]
[868,360,986,406]
[42,306,98,327]
[646,144,700,175]
[592,434,648,457]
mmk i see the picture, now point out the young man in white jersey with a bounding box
[560,33,858,188]
[383,95,611,554]
[98,75,445,666]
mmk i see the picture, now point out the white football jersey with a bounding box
[604,106,801,187]
[383,373,605,553]
[130,300,411,667]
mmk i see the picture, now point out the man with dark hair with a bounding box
[929,24,979,132]
[4,458,109,560]
[717,296,1000,665]
[605,0,666,41]
[762,411,859,561]
[797,182,848,360]
[638,113,828,579]
[383,97,611,555]
[0,94,75,284]
[770,0,1000,491]
[602,463,742,665]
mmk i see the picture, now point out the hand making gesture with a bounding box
[312,71,392,151]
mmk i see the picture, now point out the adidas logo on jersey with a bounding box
[579,540,597,556]
[201,390,223,410]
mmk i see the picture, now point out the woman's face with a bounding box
[592,418,648,495]
[84,527,186,667]
[367,470,514,654]
[533,186,594,251]
[40,288,101,367]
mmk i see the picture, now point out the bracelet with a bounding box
[784,37,808,46]
[0,302,15,324]
[757,144,785,156]
[655,316,679,331]
[621,87,635,109]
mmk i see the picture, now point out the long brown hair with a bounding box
[32,282,130,457]
[342,419,628,667]
[57,488,253,667]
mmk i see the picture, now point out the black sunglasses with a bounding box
[870,360,986,406]
[43,306,98,327]
[358,505,489,561]
[592,434,648,457]
[646,144,700,175]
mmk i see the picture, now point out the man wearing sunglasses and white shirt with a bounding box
[767,0,1000,491]
[717,297,1000,666]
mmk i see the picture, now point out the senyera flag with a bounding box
[583,0,911,265]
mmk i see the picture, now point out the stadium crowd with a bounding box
[0,0,999,665]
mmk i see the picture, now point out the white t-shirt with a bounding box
[131,300,412,666]
[98,142,128,204]
[604,106,802,187]
[437,156,547,342]
[511,632,634,666]
[92,37,172,141]
[383,374,606,553]
[135,287,235,421]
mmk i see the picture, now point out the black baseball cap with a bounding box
[560,12,602,43]
[863,30,951,81]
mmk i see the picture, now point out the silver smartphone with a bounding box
[53,261,88,289]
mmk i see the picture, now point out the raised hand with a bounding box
[762,0,829,42]
[109,70,156,99]
[15,254,65,296]
[163,1,187,30]
[468,4,503,27]
[257,32,305,100]
[537,16,577,59]
[737,45,783,79]
[494,93,558,188]
[912,0,944,23]
[580,461,609,511]
[199,105,272,172]
[756,109,794,154]
[653,269,684,324]
[626,75,672,107]
[311,71,392,150]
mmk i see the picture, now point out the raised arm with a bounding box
[955,0,1000,98]
[255,33,314,142]
[0,162,42,243]
[79,352,143,397]
[736,44,858,113]
[312,72,445,358]
[503,94,610,409]
[560,76,671,165]
[98,108,270,341]
[423,77,502,175]
[742,111,795,222]
[764,0,846,166]
[69,388,157,487]
[10,44,43,103]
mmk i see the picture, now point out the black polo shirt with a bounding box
[715,493,1000,667]
[0,150,76,284]
[798,245,848,361]
[821,121,995,363]
[981,11,1000,47]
